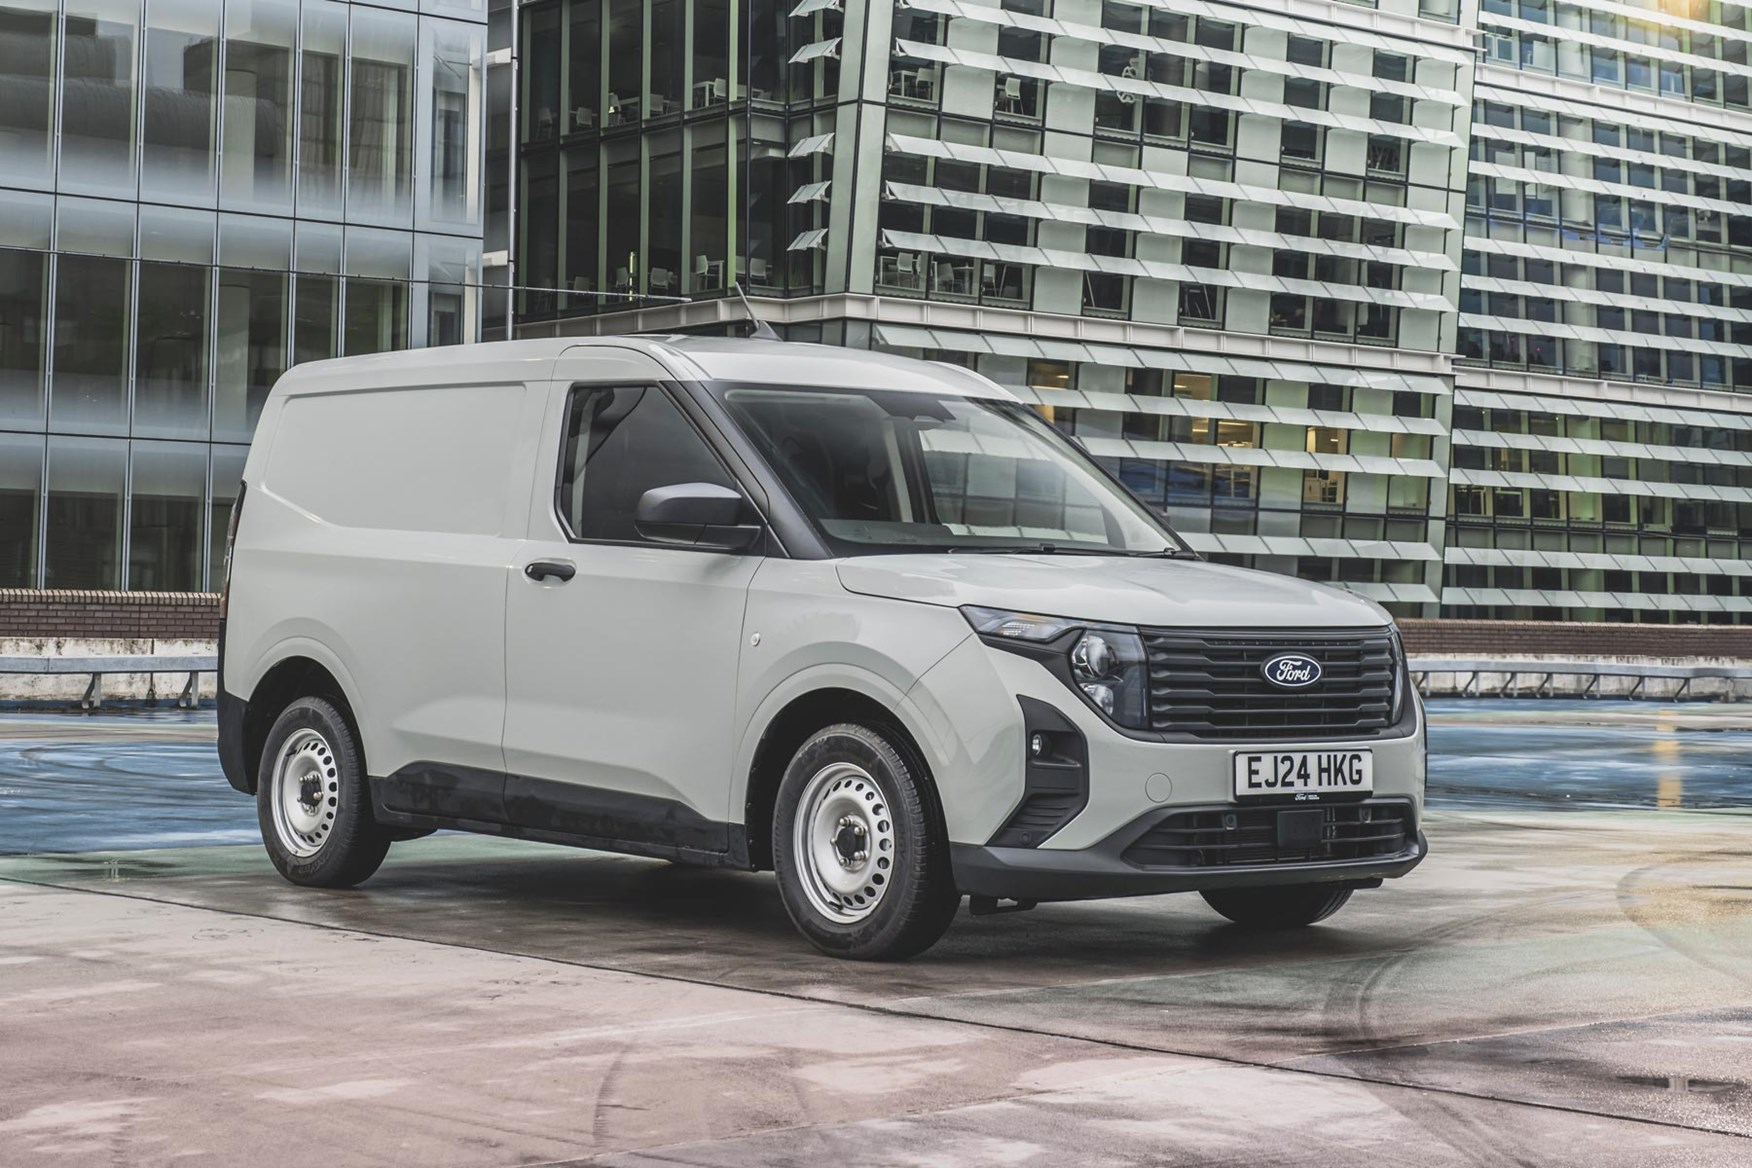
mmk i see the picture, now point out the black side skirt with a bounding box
[368,761,750,869]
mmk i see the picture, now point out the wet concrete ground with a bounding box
[0,702,1748,1166]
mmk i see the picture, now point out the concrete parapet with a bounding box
[0,639,220,706]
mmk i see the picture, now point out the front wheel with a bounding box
[772,723,961,961]
[1201,884,1353,929]
[257,696,391,888]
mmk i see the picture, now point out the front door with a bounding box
[500,372,761,860]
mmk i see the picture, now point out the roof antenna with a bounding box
[732,281,782,342]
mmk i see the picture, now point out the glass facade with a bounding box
[1452,0,1752,623]
[0,0,487,590]
[515,0,1471,617]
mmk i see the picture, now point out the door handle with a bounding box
[524,560,576,583]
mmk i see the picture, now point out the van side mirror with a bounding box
[634,483,762,551]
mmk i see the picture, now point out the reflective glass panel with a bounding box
[213,268,286,442]
[134,262,211,439]
[349,7,416,223]
[57,194,135,256]
[422,235,477,348]
[606,0,639,118]
[61,0,138,192]
[139,204,216,263]
[565,147,599,296]
[128,439,205,590]
[45,434,125,588]
[221,0,296,210]
[425,20,484,228]
[647,131,682,296]
[0,247,49,428]
[141,0,218,204]
[298,0,347,217]
[567,0,600,127]
[50,253,133,434]
[523,2,558,140]
[0,431,43,586]
[292,273,339,365]
[343,277,407,355]
[0,188,53,249]
[0,0,58,184]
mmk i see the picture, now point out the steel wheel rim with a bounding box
[270,728,340,858]
[793,761,896,924]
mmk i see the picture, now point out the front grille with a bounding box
[1141,628,1397,740]
[1122,801,1416,869]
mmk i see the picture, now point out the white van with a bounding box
[218,337,1426,960]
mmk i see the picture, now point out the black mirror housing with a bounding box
[634,483,762,550]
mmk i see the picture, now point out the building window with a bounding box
[45,435,125,589]
[50,254,132,435]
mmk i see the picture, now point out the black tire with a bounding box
[1201,884,1353,929]
[772,722,961,960]
[256,696,391,888]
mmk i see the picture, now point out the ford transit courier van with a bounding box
[218,336,1426,960]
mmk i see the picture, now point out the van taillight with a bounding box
[219,481,247,621]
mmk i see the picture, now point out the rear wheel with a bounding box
[1201,885,1352,929]
[773,723,960,960]
[257,696,391,888]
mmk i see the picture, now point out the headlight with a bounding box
[1070,629,1149,728]
[961,606,1083,642]
[963,607,1152,730]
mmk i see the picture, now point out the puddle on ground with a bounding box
[1616,1074,1747,1097]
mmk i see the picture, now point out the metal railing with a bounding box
[0,656,217,709]
[1410,657,1752,699]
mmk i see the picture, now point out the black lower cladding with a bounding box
[986,697,1089,849]
[217,688,251,794]
[1121,799,1417,869]
[370,762,744,866]
[216,620,253,794]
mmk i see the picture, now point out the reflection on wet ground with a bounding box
[3,700,1747,855]
[0,712,256,854]
[1426,698,1752,811]
[0,704,1748,1166]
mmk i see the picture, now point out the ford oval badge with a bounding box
[1261,653,1322,689]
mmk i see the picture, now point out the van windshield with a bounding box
[710,384,1187,557]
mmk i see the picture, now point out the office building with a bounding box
[0,0,490,591]
[513,0,1476,619]
[1449,0,1752,622]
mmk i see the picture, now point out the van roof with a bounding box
[271,335,1016,401]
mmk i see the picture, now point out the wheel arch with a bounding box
[741,684,944,872]
[239,655,362,794]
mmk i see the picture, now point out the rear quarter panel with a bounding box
[224,372,548,779]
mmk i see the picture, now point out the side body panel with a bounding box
[224,371,546,781]
[731,559,974,828]
[499,349,757,839]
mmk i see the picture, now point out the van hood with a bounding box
[835,554,1391,630]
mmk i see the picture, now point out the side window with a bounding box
[558,385,737,542]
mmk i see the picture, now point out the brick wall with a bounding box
[1398,619,1752,661]
[0,590,221,641]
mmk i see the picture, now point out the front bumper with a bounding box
[951,801,1427,902]
[910,635,1428,851]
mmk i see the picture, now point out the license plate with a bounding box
[1233,750,1373,799]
